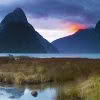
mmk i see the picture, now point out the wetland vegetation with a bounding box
[0,57,100,100]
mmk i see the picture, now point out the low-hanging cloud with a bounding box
[0,0,100,26]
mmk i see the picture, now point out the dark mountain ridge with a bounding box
[0,8,58,53]
[52,22,100,53]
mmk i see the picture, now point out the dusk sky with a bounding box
[0,0,100,42]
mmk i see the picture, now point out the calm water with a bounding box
[0,53,100,59]
[0,82,99,100]
[0,84,58,100]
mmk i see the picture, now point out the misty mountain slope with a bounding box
[0,8,58,53]
[52,23,100,53]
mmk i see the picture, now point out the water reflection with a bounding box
[0,82,98,100]
[0,83,83,100]
[0,87,24,100]
[0,84,56,100]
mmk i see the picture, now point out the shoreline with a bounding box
[0,53,99,59]
[0,56,100,60]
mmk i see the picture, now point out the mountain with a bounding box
[0,8,58,53]
[52,22,100,53]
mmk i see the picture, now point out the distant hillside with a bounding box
[52,22,100,53]
[0,8,58,53]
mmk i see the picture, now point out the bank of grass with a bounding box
[81,75,100,100]
[0,57,100,85]
[56,75,100,100]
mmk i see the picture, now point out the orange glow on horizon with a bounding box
[68,24,87,33]
[62,22,88,35]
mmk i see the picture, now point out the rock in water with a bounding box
[31,91,38,97]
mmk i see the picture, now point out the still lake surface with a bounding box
[0,84,60,100]
[0,53,100,59]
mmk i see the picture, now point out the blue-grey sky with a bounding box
[0,0,100,42]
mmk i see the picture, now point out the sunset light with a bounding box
[36,23,87,42]
[68,24,87,33]
[61,22,87,36]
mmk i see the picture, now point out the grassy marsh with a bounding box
[0,57,100,99]
[0,57,100,84]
